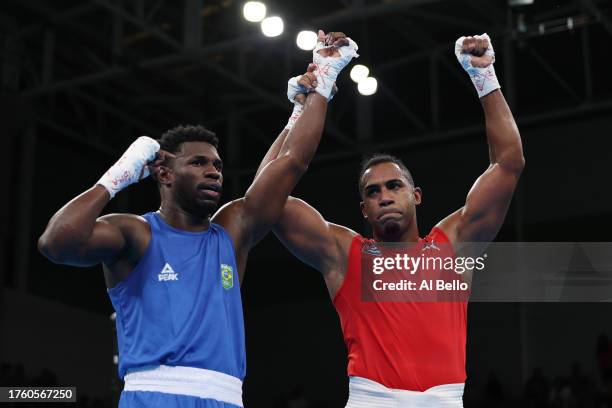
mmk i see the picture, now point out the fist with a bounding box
[316,30,349,58]
[293,64,338,104]
[298,63,318,91]
[457,34,494,68]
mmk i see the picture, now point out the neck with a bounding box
[158,203,211,232]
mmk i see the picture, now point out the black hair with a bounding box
[358,153,414,197]
[158,124,219,153]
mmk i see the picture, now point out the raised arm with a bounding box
[38,137,166,268]
[214,90,329,252]
[38,186,127,266]
[215,31,358,253]
[437,34,525,245]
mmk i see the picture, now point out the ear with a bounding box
[360,201,368,219]
[413,186,422,205]
[153,165,172,186]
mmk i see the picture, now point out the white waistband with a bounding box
[346,377,464,408]
[123,365,243,407]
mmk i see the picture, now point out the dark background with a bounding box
[1,0,612,406]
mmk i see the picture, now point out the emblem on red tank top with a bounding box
[362,240,382,256]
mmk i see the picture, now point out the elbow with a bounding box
[509,155,525,175]
[37,226,80,264]
[38,234,63,264]
[281,152,310,176]
[497,150,525,175]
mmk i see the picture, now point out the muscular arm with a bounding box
[254,128,288,179]
[38,137,163,269]
[274,197,355,295]
[38,185,128,266]
[214,92,328,251]
[438,90,525,244]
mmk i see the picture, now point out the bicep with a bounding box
[443,163,521,243]
[67,216,127,267]
[272,197,339,273]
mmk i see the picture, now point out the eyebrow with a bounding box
[188,154,221,162]
[365,178,404,190]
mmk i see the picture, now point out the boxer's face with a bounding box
[168,141,223,217]
[360,162,421,240]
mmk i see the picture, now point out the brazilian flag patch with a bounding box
[221,264,234,289]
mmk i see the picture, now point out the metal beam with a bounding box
[183,0,203,49]
[325,99,612,162]
[23,1,453,98]
[402,9,481,30]
[525,46,581,102]
[93,0,179,50]
[95,0,290,110]
[91,0,363,150]
[503,9,516,108]
[581,0,612,36]
[17,3,97,39]
[37,118,118,156]
[70,89,159,135]
[466,0,506,25]
[378,80,427,131]
[226,98,612,176]
[112,0,124,59]
[311,0,445,26]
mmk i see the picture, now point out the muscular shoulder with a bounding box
[329,223,358,258]
[212,199,245,224]
[211,199,246,248]
[99,213,151,260]
[315,223,357,281]
[99,213,149,234]
[434,208,462,245]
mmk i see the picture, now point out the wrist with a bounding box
[96,136,159,199]
[472,65,500,98]
[285,103,304,130]
[96,167,131,199]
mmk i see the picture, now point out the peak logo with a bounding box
[158,263,179,281]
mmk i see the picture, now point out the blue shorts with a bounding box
[119,391,242,408]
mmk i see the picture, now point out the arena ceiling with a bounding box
[2,0,612,174]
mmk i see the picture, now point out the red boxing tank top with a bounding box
[333,227,468,391]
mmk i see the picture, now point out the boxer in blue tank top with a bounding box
[38,32,358,408]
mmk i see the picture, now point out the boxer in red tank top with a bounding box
[257,34,525,407]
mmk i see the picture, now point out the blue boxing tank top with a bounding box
[107,211,245,380]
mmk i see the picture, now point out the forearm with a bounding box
[240,92,327,245]
[38,185,110,260]
[277,92,327,170]
[481,90,525,171]
[254,128,289,179]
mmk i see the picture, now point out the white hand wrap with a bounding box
[312,37,359,99]
[285,72,339,130]
[287,75,308,105]
[455,33,500,98]
[97,136,160,199]
[287,74,338,105]
[285,103,304,131]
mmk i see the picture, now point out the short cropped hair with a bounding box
[158,124,218,153]
[358,153,414,197]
